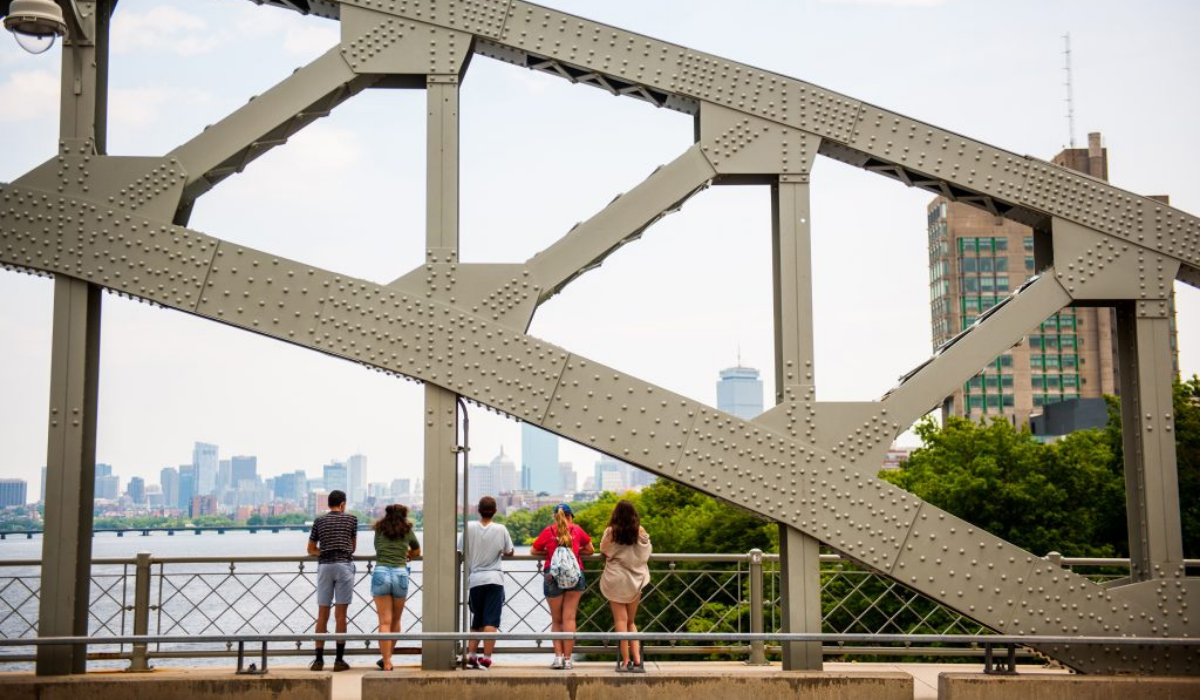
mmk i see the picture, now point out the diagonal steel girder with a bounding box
[0,173,1195,674]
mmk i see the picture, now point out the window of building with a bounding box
[1044,335,1058,350]
[1001,375,1014,389]
[963,277,980,292]
[986,395,1000,409]
[1033,395,1045,407]
[1024,256,1035,271]
[1063,355,1078,368]
[979,257,993,273]
[996,276,1010,292]
[1028,335,1043,350]
[995,257,1008,272]
[962,257,977,272]
[1045,354,1061,368]
[999,355,1013,368]
[993,238,1008,252]
[1046,375,1061,391]
[1023,236,1034,251]
[1030,355,1044,369]
[1061,335,1076,349]
[1002,394,1015,408]
[1063,374,1078,388]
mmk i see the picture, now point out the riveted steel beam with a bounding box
[525,145,714,304]
[35,0,110,677]
[1,184,1195,673]
[770,174,822,670]
[421,74,461,671]
[168,48,378,219]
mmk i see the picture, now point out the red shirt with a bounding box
[533,523,592,571]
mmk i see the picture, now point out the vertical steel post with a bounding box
[771,175,823,670]
[37,4,108,670]
[1116,303,1184,581]
[420,74,461,670]
[747,549,767,665]
[127,552,152,672]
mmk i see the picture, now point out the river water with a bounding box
[0,530,569,671]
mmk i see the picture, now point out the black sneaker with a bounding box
[376,659,385,670]
[309,658,325,671]
[616,659,627,672]
[629,660,646,674]
[333,659,351,672]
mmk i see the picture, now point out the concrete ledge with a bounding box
[939,673,1200,700]
[363,663,911,700]
[0,669,332,700]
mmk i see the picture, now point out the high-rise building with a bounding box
[717,365,764,419]
[323,461,348,494]
[231,456,257,486]
[0,479,27,508]
[96,475,120,501]
[40,467,46,504]
[127,476,146,503]
[160,467,179,510]
[178,464,196,510]
[347,454,367,506]
[216,459,231,493]
[193,442,218,496]
[521,425,560,495]
[927,132,1178,425]
[391,478,411,499]
[593,456,631,494]
[95,463,113,478]
[274,470,307,502]
[559,462,577,495]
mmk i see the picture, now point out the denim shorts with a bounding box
[543,571,586,598]
[316,561,355,606]
[371,565,410,599]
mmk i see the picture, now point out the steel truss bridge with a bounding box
[1,0,1196,677]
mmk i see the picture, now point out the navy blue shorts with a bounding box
[469,584,505,630]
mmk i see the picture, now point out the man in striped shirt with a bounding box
[308,490,357,671]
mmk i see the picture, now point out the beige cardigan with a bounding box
[599,526,652,604]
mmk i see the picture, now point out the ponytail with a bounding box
[554,507,572,546]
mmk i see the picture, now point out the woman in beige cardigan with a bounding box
[599,500,652,672]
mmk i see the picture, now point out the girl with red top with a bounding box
[531,503,594,670]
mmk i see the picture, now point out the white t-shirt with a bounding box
[458,520,514,589]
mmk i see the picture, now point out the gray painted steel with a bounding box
[1,0,1197,676]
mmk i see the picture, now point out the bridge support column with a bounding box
[771,175,823,670]
[37,1,111,677]
[420,74,461,670]
[1116,302,1184,581]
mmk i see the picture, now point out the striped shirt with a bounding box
[309,511,358,563]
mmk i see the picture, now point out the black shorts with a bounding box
[469,584,505,630]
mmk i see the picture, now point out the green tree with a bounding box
[880,416,1123,557]
[1103,376,1200,558]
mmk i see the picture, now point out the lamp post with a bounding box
[3,0,67,54]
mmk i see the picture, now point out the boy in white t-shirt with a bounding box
[458,495,515,668]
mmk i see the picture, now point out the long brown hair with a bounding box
[607,499,640,546]
[373,504,412,540]
[554,506,573,546]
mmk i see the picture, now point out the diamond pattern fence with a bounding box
[0,551,1134,665]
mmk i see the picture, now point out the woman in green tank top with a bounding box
[371,504,421,670]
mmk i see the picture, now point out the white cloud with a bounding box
[108,86,213,128]
[111,6,227,56]
[283,24,341,55]
[0,70,58,122]
[819,0,950,6]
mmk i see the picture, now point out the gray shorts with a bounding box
[316,561,356,606]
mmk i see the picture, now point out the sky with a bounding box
[2,0,1199,501]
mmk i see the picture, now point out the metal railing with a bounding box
[0,550,1185,668]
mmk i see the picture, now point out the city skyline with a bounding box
[1,1,1198,498]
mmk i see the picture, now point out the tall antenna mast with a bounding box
[1063,33,1076,148]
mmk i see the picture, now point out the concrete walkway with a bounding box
[317,660,1071,700]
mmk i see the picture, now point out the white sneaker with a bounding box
[563,658,574,670]
[550,656,564,669]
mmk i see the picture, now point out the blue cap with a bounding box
[555,503,573,516]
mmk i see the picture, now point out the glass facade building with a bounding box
[927,133,1177,425]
